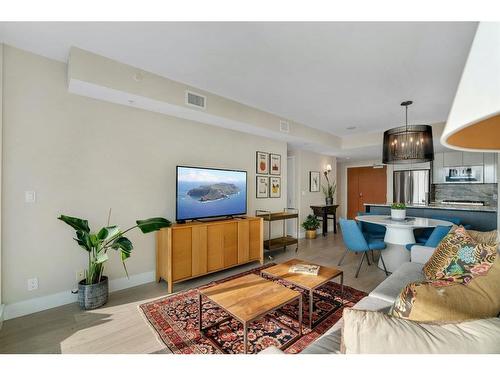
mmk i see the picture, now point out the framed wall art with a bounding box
[256,151,269,174]
[256,176,269,198]
[269,176,281,198]
[309,171,320,192]
[269,153,281,175]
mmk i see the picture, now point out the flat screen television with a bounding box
[176,166,247,221]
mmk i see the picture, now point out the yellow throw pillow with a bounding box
[391,255,500,322]
[423,226,476,280]
[449,225,499,246]
[467,229,499,246]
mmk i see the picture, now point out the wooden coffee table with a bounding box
[198,273,302,354]
[260,259,343,328]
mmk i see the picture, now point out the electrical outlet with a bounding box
[27,277,38,291]
[25,191,36,203]
[76,270,85,282]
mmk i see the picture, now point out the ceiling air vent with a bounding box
[185,90,206,110]
[280,120,290,133]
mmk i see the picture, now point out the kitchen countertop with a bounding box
[364,202,498,213]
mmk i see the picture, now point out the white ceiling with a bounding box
[0,22,477,138]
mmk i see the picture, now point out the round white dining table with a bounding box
[355,215,454,273]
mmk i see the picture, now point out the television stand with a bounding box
[156,216,264,293]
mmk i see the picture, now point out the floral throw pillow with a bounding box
[437,243,497,284]
[423,226,477,280]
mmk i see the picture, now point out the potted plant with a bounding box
[322,169,336,205]
[391,203,407,220]
[302,214,321,239]
[58,213,171,310]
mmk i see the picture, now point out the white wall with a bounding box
[337,160,394,219]
[0,44,4,325]
[1,46,288,317]
[288,147,336,236]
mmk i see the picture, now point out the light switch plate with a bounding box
[27,277,38,291]
[25,191,36,203]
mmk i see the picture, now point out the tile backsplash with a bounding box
[431,183,498,207]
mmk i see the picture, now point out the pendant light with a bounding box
[382,101,434,164]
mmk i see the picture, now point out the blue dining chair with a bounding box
[414,216,461,243]
[339,219,389,278]
[356,211,386,241]
[405,225,452,251]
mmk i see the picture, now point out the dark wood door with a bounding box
[347,166,387,219]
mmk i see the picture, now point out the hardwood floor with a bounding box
[0,232,389,354]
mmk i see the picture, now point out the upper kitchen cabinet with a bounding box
[443,152,463,167]
[432,153,445,183]
[463,152,484,166]
[484,153,497,183]
[393,162,431,171]
[432,151,498,184]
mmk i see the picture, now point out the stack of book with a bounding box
[289,264,320,276]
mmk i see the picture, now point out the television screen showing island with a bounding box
[176,166,247,221]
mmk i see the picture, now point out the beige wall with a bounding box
[2,46,288,308]
[337,160,394,219]
[288,148,336,235]
[68,47,342,152]
[0,44,4,318]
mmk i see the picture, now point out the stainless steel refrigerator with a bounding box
[393,169,430,205]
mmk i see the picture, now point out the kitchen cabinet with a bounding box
[432,151,497,184]
[443,152,463,167]
[484,153,497,183]
[393,162,431,171]
[432,153,445,183]
[463,152,484,166]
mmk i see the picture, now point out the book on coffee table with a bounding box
[289,264,320,276]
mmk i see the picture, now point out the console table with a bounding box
[310,204,339,236]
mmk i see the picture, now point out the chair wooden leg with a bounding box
[380,252,389,276]
[371,250,375,263]
[355,252,366,278]
[338,249,349,266]
[366,251,371,266]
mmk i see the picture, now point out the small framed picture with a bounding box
[269,177,281,198]
[256,151,269,174]
[256,176,269,198]
[309,171,321,192]
[270,154,281,175]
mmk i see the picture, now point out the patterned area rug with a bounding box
[140,264,366,354]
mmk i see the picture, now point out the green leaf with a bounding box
[97,226,121,241]
[74,230,92,251]
[89,233,99,247]
[58,215,90,233]
[111,236,133,252]
[136,217,171,234]
[96,253,109,264]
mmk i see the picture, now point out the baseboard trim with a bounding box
[3,271,155,321]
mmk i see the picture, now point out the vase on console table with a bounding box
[325,197,333,205]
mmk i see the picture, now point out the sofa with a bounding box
[262,244,500,354]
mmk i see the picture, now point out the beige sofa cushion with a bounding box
[341,309,500,354]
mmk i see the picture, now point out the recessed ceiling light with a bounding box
[346,126,357,130]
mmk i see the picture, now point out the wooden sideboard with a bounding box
[156,216,264,293]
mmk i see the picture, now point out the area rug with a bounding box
[139,264,367,354]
